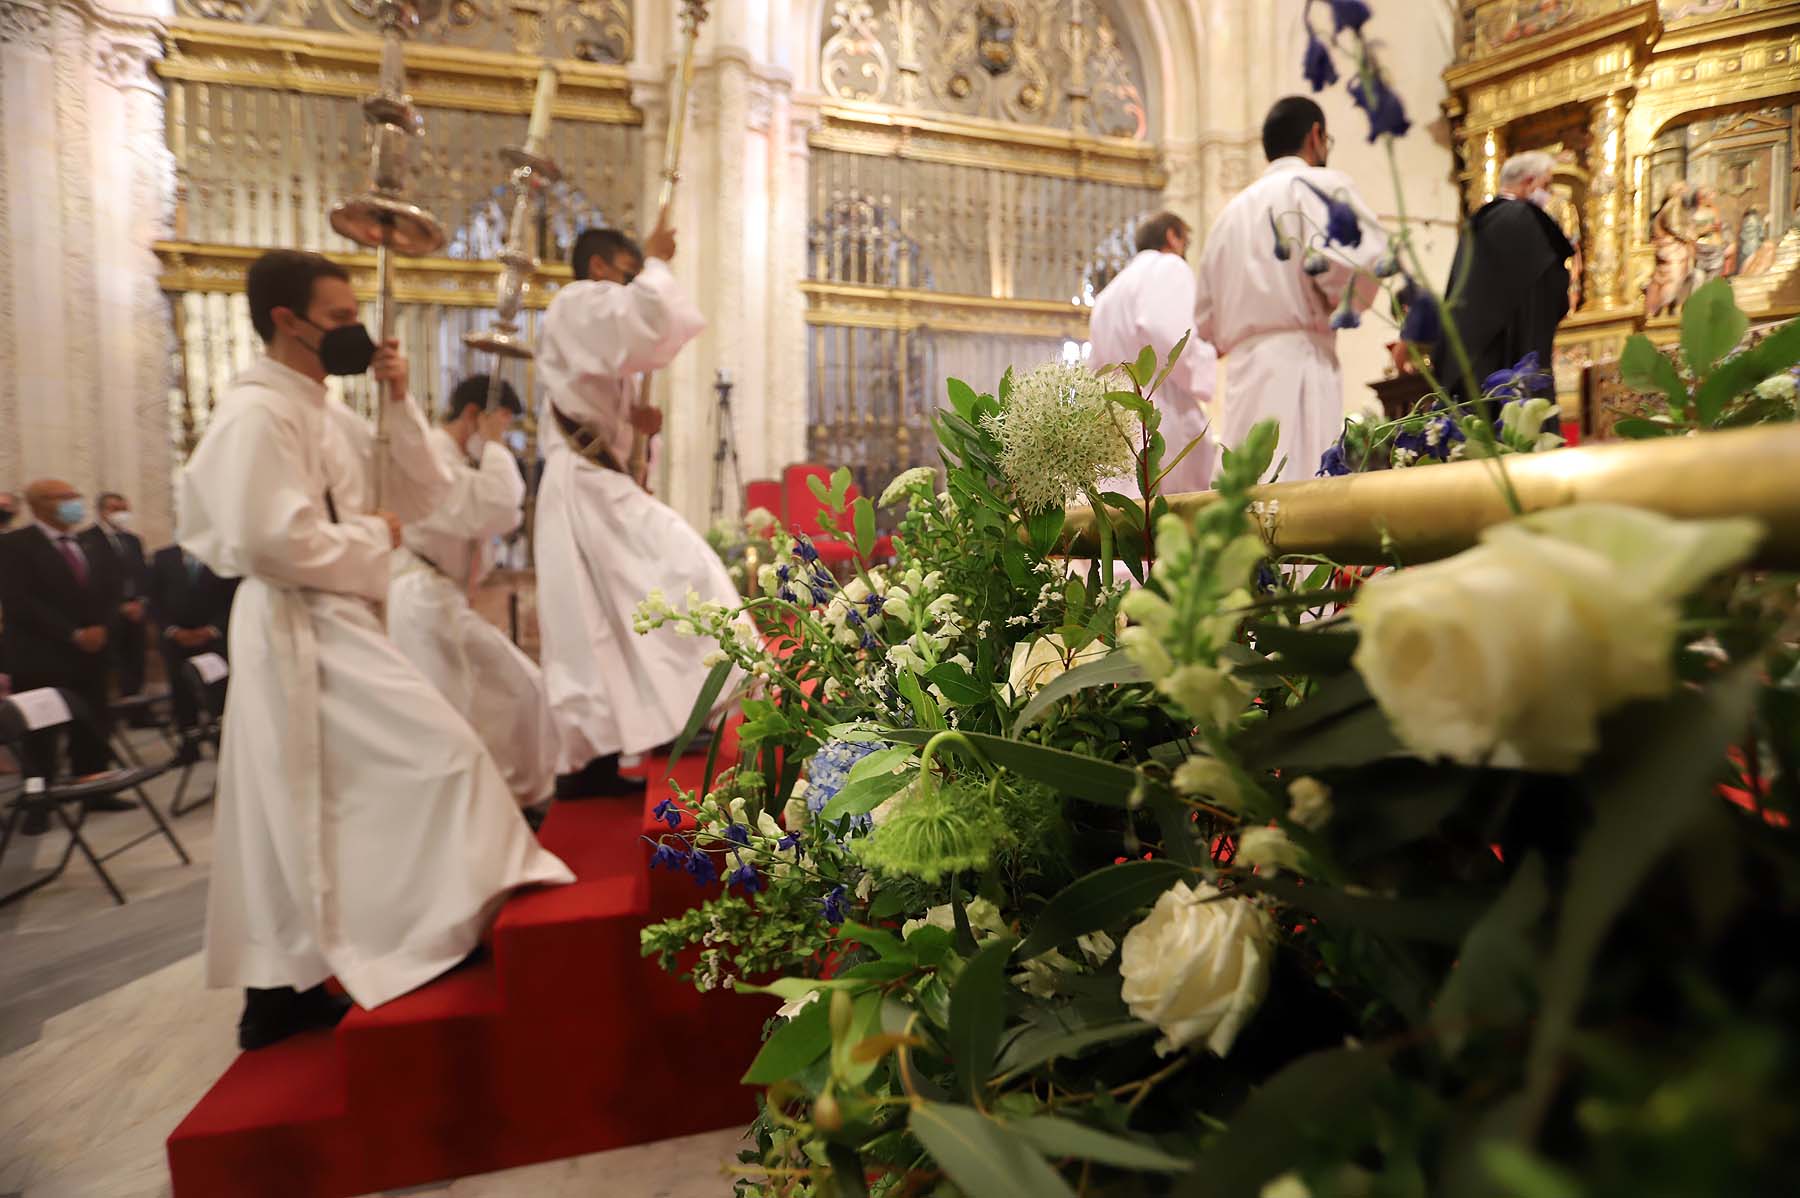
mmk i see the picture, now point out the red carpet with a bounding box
[166,729,774,1197]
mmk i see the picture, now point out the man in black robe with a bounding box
[1432,151,1574,411]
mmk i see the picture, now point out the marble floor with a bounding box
[0,735,747,1197]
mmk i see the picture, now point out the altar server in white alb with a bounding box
[387,374,557,808]
[1195,96,1388,482]
[535,222,741,798]
[178,250,573,1049]
[1087,210,1218,495]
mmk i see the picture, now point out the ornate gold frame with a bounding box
[801,280,1091,340]
[154,240,571,308]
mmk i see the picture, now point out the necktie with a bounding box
[58,536,88,586]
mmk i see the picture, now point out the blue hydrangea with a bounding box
[805,739,882,816]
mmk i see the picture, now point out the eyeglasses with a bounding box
[1325,133,1337,153]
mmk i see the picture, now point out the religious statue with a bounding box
[1646,181,1695,317]
[1686,184,1736,293]
[1738,206,1778,277]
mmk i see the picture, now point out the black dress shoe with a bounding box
[554,754,647,800]
[238,984,354,1051]
[82,795,137,814]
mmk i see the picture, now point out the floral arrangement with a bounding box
[706,507,780,593]
[629,4,1800,1195]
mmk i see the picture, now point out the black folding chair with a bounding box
[169,653,228,818]
[109,687,178,766]
[0,688,191,907]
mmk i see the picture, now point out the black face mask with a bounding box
[300,318,378,377]
[0,507,13,529]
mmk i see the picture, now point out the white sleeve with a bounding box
[1192,249,1219,352]
[542,259,707,414]
[380,395,455,524]
[430,441,527,541]
[182,402,392,600]
[1138,254,1217,402]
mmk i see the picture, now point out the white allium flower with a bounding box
[744,506,778,534]
[879,466,938,507]
[1753,372,1797,403]
[981,362,1140,511]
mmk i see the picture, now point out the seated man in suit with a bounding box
[149,541,239,756]
[85,491,153,713]
[0,479,131,829]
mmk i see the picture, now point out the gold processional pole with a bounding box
[463,63,561,629]
[1063,423,1800,570]
[329,0,446,509]
[625,0,711,490]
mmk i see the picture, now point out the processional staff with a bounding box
[625,0,712,489]
[329,0,446,509]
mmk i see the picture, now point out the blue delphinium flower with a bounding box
[860,632,879,652]
[1317,440,1352,477]
[811,582,833,606]
[649,841,687,871]
[1302,246,1331,277]
[1304,182,1363,248]
[805,739,883,816]
[1348,72,1410,141]
[1396,278,1442,346]
[1330,0,1372,33]
[686,849,719,887]
[1396,413,1464,463]
[1270,212,1293,261]
[653,797,683,830]
[728,858,762,894]
[725,823,750,847]
[1303,30,1338,91]
[863,594,884,619]
[778,832,800,852]
[1484,352,1551,401]
[1330,287,1361,331]
[1373,247,1401,279]
[820,885,848,925]
[793,537,821,565]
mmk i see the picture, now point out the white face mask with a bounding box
[1528,187,1553,210]
[464,432,486,460]
[106,510,134,531]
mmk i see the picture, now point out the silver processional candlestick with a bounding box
[329,0,446,510]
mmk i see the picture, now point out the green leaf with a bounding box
[948,936,1017,1101]
[806,472,832,506]
[820,768,914,821]
[1479,1144,1584,1198]
[1016,860,1190,960]
[838,920,912,962]
[1177,1045,1395,1198]
[1239,874,1486,944]
[827,1144,871,1197]
[926,662,991,707]
[1015,651,1150,731]
[665,659,733,771]
[1432,854,1548,1056]
[851,496,877,559]
[742,994,830,1084]
[833,990,886,1085]
[994,1018,1154,1075]
[1011,1116,1192,1172]
[1245,621,1359,675]
[1522,669,1760,1128]
[910,1103,1078,1198]
[886,728,1145,807]
[1692,316,1800,428]
[1027,506,1067,554]
[1131,344,1159,387]
[895,668,946,730]
[830,465,854,509]
[947,377,978,422]
[1234,674,1405,773]
[1680,277,1750,379]
[1608,416,1682,439]
[1617,334,1688,415]
[1152,330,1193,395]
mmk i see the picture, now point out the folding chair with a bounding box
[109,687,178,766]
[170,653,228,818]
[0,688,191,907]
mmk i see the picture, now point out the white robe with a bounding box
[1194,157,1388,483]
[1088,248,1219,495]
[534,259,743,767]
[178,357,573,1009]
[388,428,557,806]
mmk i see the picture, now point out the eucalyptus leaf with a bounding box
[819,768,914,821]
[993,1018,1154,1076]
[1014,652,1150,731]
[926,662,991,707]
[852,496,877,559]
[911,1103,1078,1198]
[742,994,830,1084]
[1432,854,1548,1056]
[827,1144,871,1197]
[1680,278,1750,379]
[1617,334,1688,415]
[1246,621,1359,675]
[1691,315,1800,427]
[1016,860,1190,960]
[1010,1116,1192,1172]
[665,659,733,770]
[948,936,1018,1101]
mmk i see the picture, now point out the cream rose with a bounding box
[1119,881,1276,1058]
[1006,633,1109,700]
[1349,504,1760,772]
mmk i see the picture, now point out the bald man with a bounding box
[0,480,125,790]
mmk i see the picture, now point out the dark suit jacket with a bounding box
[0,525,122,685]
[83,524,149,601]
[148,545,239,648]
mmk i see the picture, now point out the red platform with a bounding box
[166,736,773,1197]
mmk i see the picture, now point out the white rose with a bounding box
[1006,634,1108,700]
[1119,881,1276,1058]
[902,897,1007,941]
[1260,1174,1312,1198]
[1286,777,1333,832]
[1350,504,1760,772]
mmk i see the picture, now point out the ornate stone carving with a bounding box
[0,0,53,50]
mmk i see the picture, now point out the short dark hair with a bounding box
[96,491,126,511]
[1262,96,1326,162]
[446,374,523,420]
[569,228,643,281]
[246,250,351,343]
[1134,212,1189,253]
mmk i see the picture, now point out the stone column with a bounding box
[1584,90,1631,311]
[0,0,172,540]
[767,93,819,476]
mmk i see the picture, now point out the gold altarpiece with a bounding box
[1443,0,1799,436]
[804,0,1166,504]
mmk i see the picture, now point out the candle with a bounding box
[525,65,557,154]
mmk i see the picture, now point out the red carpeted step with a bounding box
[168,718,771,1198]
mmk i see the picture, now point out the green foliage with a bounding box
[1615,283,1799,437]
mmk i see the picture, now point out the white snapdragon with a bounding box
[878,465,938,507]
